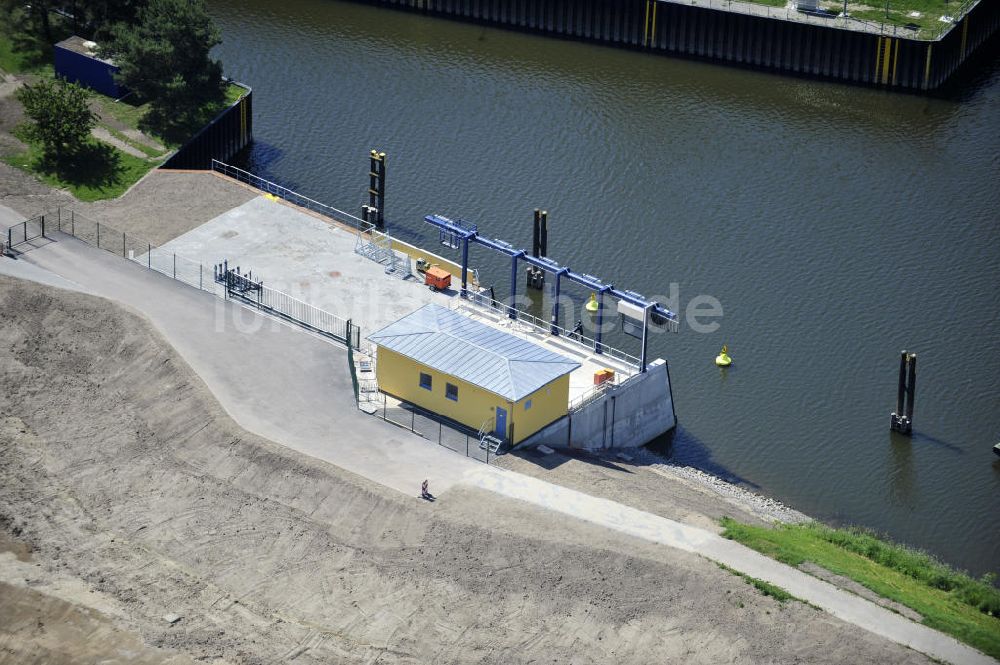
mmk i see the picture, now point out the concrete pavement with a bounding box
[2,230,995,665]
[2,231,481,496]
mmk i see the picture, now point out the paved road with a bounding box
[1,230,481,496]
[2,228,994,665]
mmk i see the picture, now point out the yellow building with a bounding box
[369,304,579,445]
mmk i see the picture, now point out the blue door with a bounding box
[495,407,507,440]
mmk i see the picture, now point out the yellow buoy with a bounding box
[585,292,599,312]
[715,344,732,367]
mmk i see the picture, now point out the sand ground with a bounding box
[0,276,934,664]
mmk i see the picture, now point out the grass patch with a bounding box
[718,562,798,603]
[105,126,167,159]
[98,82,245,149]
[5,126,157,201]
[0,23,61,76]
[721,517,1000,660]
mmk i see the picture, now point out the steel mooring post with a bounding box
[377,152,386,228]
[890,350,916,435]
[147,244,151,269]
[540,210,548,258]
[71,210,74,236]
[532,208,540,257]
[905,353,917,427]
[895,350,907,419]
[122,232,126,258]
[97,222,100,248]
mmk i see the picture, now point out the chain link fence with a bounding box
[41,206,498,466]
[375,393,493,464]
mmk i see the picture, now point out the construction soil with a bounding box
[0,275,930,664]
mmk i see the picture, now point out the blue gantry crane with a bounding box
[424,213,678,373]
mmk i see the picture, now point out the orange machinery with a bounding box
[424,266,452,291]
[593,368,615,386]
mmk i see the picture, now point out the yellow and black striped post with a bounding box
[368,150,387,228]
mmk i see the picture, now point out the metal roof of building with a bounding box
[368,304,580,401]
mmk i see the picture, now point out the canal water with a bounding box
[207,0,1000,578]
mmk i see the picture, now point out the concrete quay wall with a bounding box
[352,0,1000,90]
[522,359,677,451]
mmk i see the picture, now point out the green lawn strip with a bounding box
[104,126,166,159]
[5,127,159,202]
[716,562,799,603]
[720,518,1000,659]
[100,97,153,135]
[225,82,248,105]
[743,0,788,9]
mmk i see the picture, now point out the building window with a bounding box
[524,399,532,411]
[419,372,432,390]
[446,383,459,401]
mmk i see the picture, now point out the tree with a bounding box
[16,79,96,163]
[0,0,59,44]
[71,0,150,41]
[106,0,224,118]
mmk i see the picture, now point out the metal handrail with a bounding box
[455,289,642,371]
[211,160,367,230]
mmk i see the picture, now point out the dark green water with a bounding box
[207,0,1000,578]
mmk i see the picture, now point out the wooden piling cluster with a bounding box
[354,0,1000,90]
[890,350,916,435]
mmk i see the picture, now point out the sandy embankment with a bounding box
[0,275,930,664]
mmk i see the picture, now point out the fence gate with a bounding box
[5,214,45,249]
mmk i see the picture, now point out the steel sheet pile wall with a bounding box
[354,0,999,90]
[162,86,253,170]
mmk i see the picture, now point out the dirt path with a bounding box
[90,126,150,160]
[0,274,935,664]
